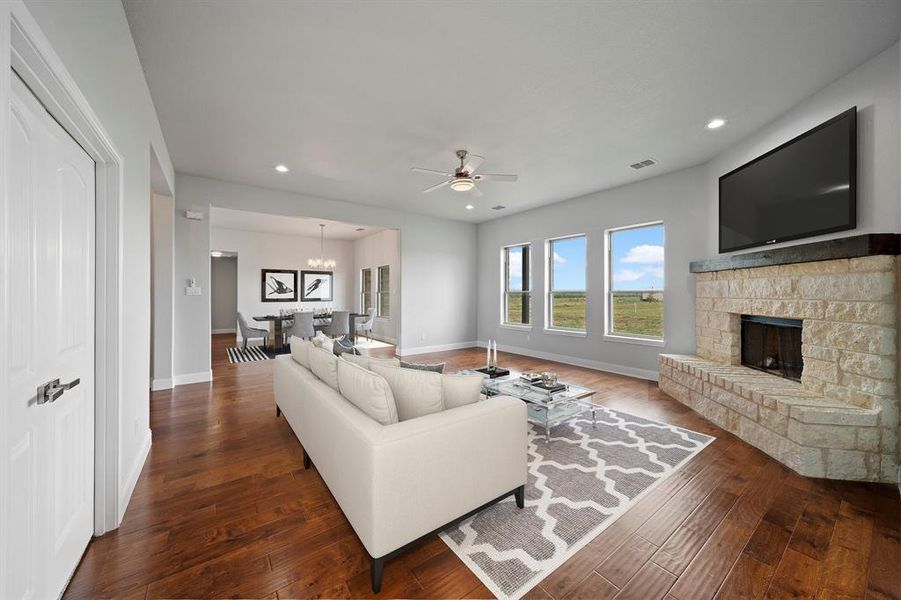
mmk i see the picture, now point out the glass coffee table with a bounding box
[458,370,597,441]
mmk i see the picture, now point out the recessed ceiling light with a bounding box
[274,164,290,173]
[706,118,726,130]
[465,204,474,210]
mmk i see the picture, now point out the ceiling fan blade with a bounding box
[412,167,453,177]
[463,154,484,175]
[474,173,518,182]
[422,179,452,193]
[470,185,483,198]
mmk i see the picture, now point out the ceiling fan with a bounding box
[411,150,518,197]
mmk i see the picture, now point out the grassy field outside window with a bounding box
[503,244,530,325]
[607,222,664,340]
[547,235,587,331]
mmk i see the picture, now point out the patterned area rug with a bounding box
[225,345,272,363]
[440,407,714,600]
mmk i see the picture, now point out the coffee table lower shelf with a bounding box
[525,399,597,440]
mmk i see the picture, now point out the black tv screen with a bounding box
[719,107,857,253]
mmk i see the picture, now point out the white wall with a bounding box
[210,256,237,333]
[210,227,355,338]
[353,229,401,343]
[21,0,175,522]
[151,194,174,389]
[477,167,708,380]
[172,173,477,379]
[707,43,901,256]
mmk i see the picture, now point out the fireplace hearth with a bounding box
[740,315,803,381]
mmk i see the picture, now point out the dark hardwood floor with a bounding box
[63,334,900,599]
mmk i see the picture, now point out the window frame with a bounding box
[377,264,390,319]
[544,233,588,335]
[360,268,373,314]
[500,242,532,329]
[604,220,666,347]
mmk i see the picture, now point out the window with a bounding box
[502,244,531,326]
[360,268,372,313]
[547,235,587,331]
[377,265,390,318]
[607,222,664,340]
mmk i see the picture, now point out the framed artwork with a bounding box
[261,269,298,302]
[300,270,333,302]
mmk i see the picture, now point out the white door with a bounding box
[4,73,96,599]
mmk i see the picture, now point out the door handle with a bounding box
[36,378,80,405]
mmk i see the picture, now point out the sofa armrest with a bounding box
[362,395,527,558]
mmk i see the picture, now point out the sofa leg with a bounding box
[514,485,525,509]
[276,405,281,417]
[371,556,385,593]
[303,448,312,470]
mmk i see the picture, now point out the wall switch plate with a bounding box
[185,286,202,296]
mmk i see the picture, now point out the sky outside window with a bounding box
[611,225,664,291]
[551,236,586,290]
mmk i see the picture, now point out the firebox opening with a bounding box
[740,315,803,382]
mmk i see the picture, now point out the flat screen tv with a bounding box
[719,107,857,253]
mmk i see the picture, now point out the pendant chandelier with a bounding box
[308,223,336,269]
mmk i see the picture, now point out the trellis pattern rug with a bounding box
[440,407,714,600]
[225,345,272,363]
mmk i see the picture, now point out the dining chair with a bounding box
[356,308,376,341]
[237,312,269,351]
[285,311,315,343]
[324,310,350,339]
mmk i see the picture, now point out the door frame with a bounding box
[0,1,126,543]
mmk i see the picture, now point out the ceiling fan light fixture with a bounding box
[450,178,474,192]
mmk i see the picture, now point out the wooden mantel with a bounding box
[689,233,901,273]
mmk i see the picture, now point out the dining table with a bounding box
[253,311,367,353]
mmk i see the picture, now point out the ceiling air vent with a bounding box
[629,158,657,170]
[491,205,506,211]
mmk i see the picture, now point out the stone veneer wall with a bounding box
[659,255,899,483]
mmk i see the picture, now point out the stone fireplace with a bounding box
[659,234,900,482]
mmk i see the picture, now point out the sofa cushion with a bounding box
[442,374,483,409]
[309,346,339,390]
[370,363,444,422]
[400,360,445,373]
[289,336,313,368]
[336,359,399,425]
[342,353,401,371]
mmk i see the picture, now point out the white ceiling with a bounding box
[210,207,382,240]
[124,1,901,223]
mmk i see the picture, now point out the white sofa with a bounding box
[273,351,527,592]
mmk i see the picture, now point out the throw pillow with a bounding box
[332,337,357,357]
[309,346,339,390]
[400,360,445,373]
[336,359,398,425]
[370,363,444,422]
[442,374,483,409]
[311,331,331,348]
[289,336,312,369]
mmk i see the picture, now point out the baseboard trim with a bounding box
[172,370,213,386]
[150,377,173,391]
[476,340,659,382]
[118,428,152,522]
[399,341,477,356]
[211,328,236,334]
